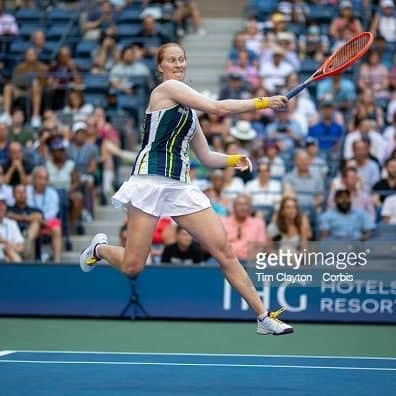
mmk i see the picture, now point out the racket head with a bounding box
[311,32,374,82]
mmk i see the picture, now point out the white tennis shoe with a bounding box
[79,233,108,272]
[257,307,294,336]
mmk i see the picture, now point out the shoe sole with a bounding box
[257,328,294,336]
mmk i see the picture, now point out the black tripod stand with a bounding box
[120,276,149,319]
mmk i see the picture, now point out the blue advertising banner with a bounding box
[0,264,395,323]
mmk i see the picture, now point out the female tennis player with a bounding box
[80,42,292,335]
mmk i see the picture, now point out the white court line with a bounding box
[0,359,395,371]
[0,351,15,357]
[12,350,396,361]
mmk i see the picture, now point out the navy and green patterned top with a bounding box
[132,104,198,183]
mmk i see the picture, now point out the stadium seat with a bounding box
[371,223,396,240]
[117,94,143,123]
[252,205,274,225]
[10,40,31,55]
[75,41,97,58]
[74,58,92,72]
[300,59,320,74]
[84,93,107,107]
[19,24,42,40]
[116,24,142,40]
[308,5,336,24]
[84,74,109,93]
[15,8,44,23]
[48,8,77,23]
[116,8,142,24]
[46,25,70,40]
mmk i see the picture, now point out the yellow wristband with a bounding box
[253,97,270,110]
[226,154,241,167]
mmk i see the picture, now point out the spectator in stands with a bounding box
[246,161,282,207]
[29,127,51,168]
[370,0,396,43]
[226,49,260,89]
[266,109,304,153]
[352,139,381,192]
[7,184,42,260]
[267,196,311,252]
[344,118,386,164]
[383,112,396,157]
[48,47,81,110]
[243,19,263,56]
[31,30,45,59]
[67,122,99,219]
[227,32,258,67]
[308,97,344,151]
[359,50,390,100]
[26,166,62,262]
[262,139,285,178]
[83,0,116,41]
[259,47,294,94]
[92,31,119,73]
[283,149,324,209]
[0,123,9,168]
[173,0,204,36]
[137,15,170,58]
[0,48,48,128]
[0,165,13,206]
[328,166,375,219]
[46,138,84,234]
[320,189,375,241]
[198,112,231,144]
[0,0,18,52]
[317,74,356,112]
[372,157,396,204]
[298,23,329,62]
[206,169,231,215]
[222,167,245,201]
[8,109,35,147]
[0,193,24,262]
[277,32,299,70]
[161,226,205,265]
[222,194,267,261]
[305,137,328,179]
[266,12,288,43]
[381,193,396,224]
[110,45,151,95]
[349,89,384,131]
[62,90,94,123]
[3,142,33,186]
[329,1,363,46]
[219,71,252,100]
[277,0,308,23]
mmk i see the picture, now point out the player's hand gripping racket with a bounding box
[286,32,374,100]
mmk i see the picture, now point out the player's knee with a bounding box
[121,256,145,278]
[211,239,235,264]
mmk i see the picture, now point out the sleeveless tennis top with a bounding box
[132,104,198,183]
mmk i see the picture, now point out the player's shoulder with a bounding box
[155,79,189,92]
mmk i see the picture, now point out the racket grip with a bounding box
[286,83,308,99]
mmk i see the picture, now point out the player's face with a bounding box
[159,46,186,81]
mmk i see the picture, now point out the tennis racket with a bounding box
[286,31,374,99]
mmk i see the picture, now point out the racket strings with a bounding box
[326,34,370,71]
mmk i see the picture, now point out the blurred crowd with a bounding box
[0,0,395,265]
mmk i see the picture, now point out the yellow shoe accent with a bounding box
[86,257,97,266]
[269,307,286,321]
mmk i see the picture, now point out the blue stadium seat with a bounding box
[10,40,31,55]
[116,24,142,39]
[308,5,336,24]
[75,41,97,58]
[74,58,92,72]
[46,25,70,40]
[84,93,107,107]
[253,205,274,225]
[84,74,109,93]
[117,94,142,123]
[116,8,142,23]
[19,24,42,40]
[300,59,320,74]
[48,8,77,22]
[371,223,396,240]
[15,8,44,23]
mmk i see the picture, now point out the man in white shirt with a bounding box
[259,47,293,94]
[0,193,24,262]
[343,118,386,164]
[381,193,396,224]
[246,161,282,207]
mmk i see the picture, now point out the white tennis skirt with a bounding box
[112,175,211,217]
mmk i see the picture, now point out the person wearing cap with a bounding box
[298,23,329,61]
[0,192,24,262]
[277,32,299,70]
[219,70,251,100]
[259,46,294,94]
[308,96,344,151]
[330,0,363,44]
[80,42,294,336]
[305,137,328,179]
[7,184,43,260]
[67,122,99,221]
[371,0,396,43]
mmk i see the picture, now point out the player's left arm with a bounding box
[190,126,252,172]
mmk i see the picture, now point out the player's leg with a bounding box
[80,206,158,277]
[173,208,293,335]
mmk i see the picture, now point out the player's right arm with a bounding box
[150,79,288,115]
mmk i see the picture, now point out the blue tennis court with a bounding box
[0,351,395,396]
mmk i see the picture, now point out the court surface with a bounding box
[1,319,395,396]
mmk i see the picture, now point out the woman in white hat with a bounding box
[80,42,292,335]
